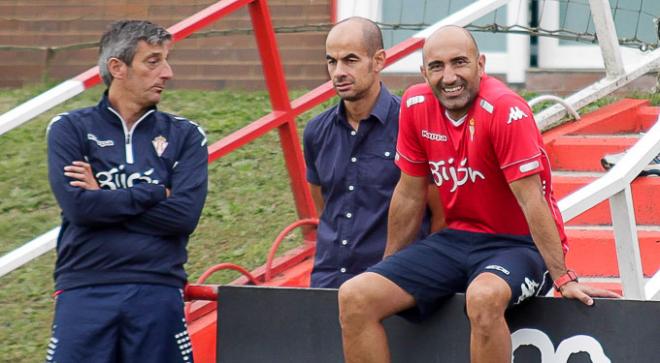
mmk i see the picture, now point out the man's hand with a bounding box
[64,161,100,190]
[559,281,621,306]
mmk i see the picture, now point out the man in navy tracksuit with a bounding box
[45,20,207,363]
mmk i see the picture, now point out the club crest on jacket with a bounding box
[152,135,168,157]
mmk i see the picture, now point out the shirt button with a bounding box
[346,212,352,218]
[348,185,354,191]
[384,151,391,157]
[341,239,348,245]
[340,267,347,273]
[351,157,357,163]
[350,130,357,136]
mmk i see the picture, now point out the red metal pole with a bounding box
[330,0,337,24]
[207,37,426,162]
[248,0,318,230]
[167,0,254,42]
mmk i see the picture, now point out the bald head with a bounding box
[419,25,485,120]
[423,25,480,63]
[328,17,384,56]
[324,17,385,103]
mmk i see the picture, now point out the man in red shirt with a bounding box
[338,26,619,363]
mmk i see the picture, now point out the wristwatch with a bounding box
[553,270,578,291]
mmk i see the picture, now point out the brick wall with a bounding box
[0,1,656,94]
[0,0,331,90]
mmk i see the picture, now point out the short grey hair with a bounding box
[98,20,172,86]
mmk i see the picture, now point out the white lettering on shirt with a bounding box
[87,133,115,147]
[421,130,448,142]
[96,165,159,190]
[428,158,485,192]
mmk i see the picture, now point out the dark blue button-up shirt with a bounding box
[303,85,429,288]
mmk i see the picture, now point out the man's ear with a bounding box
[420,65,430,86]
[372,49,386,72]
[477,53,486,77]
[107,58,127,81]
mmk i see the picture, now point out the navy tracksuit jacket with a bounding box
[47,93,208,291]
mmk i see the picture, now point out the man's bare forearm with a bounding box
[509,175,567,279]
[384,173,428,258]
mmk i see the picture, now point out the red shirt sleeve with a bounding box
[395,89,429,177]
[489,95,544,182]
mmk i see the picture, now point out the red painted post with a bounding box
[167,0,254,41]
[330,0,337,23]
[248,0,318,236]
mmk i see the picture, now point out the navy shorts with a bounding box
[368,229,552,322]
[46,284,193,363]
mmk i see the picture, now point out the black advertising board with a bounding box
[217,286,659,362]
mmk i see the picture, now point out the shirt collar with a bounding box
[334,83,393,126]
[98,90,158,121]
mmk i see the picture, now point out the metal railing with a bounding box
[0,0,658,302]
[0,0,514,278]
[557,112,660,300]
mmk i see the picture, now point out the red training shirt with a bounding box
[396,75,568,252]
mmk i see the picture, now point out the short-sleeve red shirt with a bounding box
[396,75,568,252]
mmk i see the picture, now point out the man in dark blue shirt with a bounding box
[45,20,207,363]
[303,17,440,288]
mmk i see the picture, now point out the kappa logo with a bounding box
[515,277,540,305]
[421,130,448,142]
[406,95,425,108]
[46,113,69,135]
[507,106,528,124]
[176,117,208,146]
[511,329,611,362]
[87,133,114,147]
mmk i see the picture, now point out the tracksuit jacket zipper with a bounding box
[106,107,155,164]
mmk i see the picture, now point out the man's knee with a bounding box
[338,275,375,325]
[338,273,397,325]
[466,273,510,328]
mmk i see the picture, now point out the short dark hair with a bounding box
[332,17,384,56]
[98,20,172,86]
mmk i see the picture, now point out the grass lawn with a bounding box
[0,83,657,362]
[0,84,335,362]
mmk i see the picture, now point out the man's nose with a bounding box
[333,61,348,78]
[442,66,457,84]
[161,61,174,80]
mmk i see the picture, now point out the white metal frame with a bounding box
[537,0,646,70]
[528,95,581,120]
[558,114,660,300]
[338,0,529,83]
[535,47,660,130]
[1,0,658,301]
[336,0,380,21]
[0,80,86,136]
[0,227,59,278]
